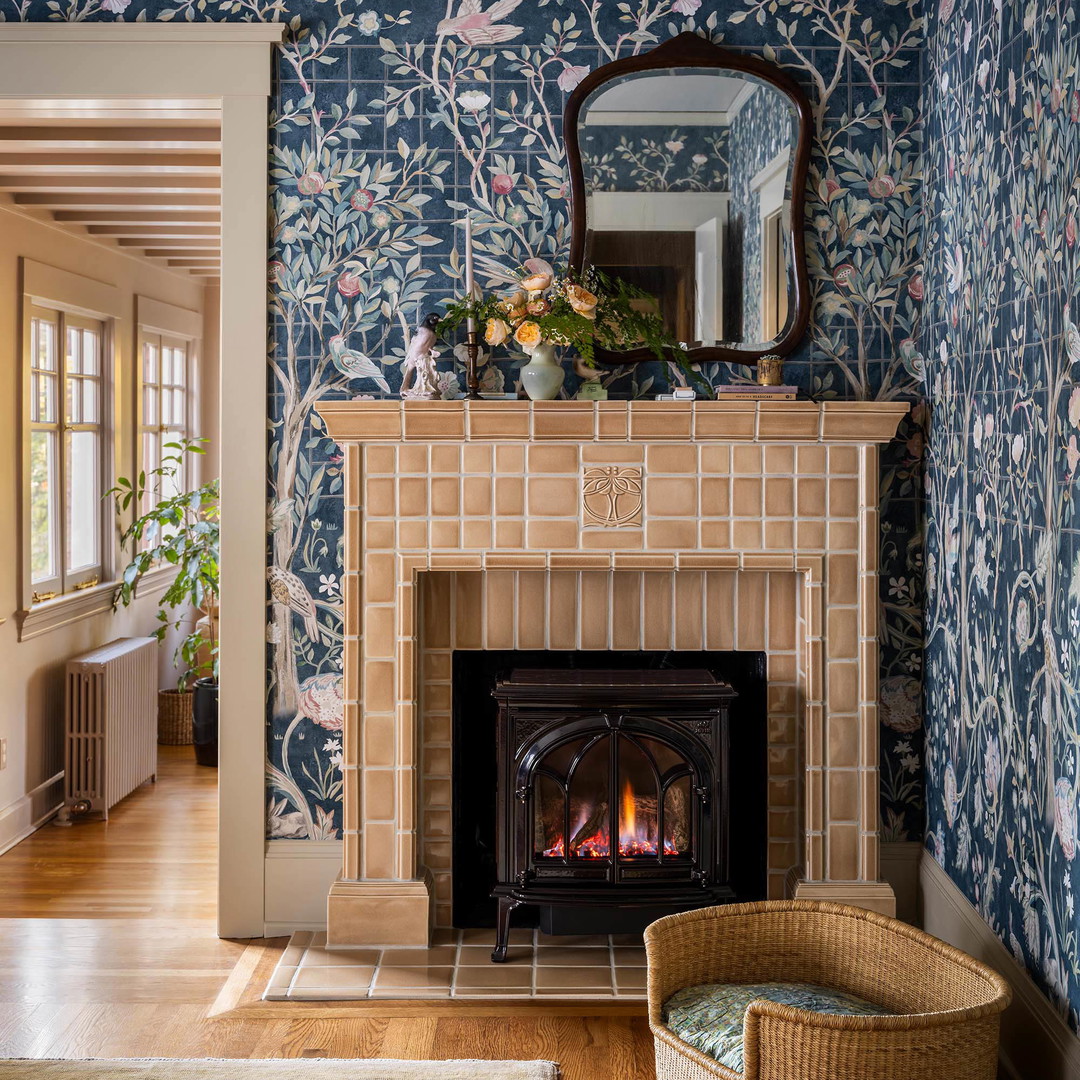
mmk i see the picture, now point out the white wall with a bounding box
[0,199,216,853]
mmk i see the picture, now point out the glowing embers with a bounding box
[532,732,692,861]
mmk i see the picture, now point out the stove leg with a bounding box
[492,898,521,962]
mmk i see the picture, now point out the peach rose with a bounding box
[514,321,543,350]
[527,298,551,316]
[521,272,553,293]
[484,318,511,346]
[565,283,598,319]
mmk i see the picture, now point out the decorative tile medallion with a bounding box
[582,466,643,529]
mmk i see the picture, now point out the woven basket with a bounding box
[157,689,194,745]
[646,900,1012,1080]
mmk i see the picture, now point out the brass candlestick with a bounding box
[464,327,482,399]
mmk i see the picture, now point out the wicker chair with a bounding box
[645,900,1011,1080]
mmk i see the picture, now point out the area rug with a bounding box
[0,1061,559,1079]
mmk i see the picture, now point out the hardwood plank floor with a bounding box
[0,746,655,1079]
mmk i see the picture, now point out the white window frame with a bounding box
[18,259,122,640]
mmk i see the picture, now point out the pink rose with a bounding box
[821,177,842,201]
[557,64,590,93]
[337,270,363,297]
[908,273,924,301]
[491,173,515,195]
[297,171,325,196]
[350,188,375,211]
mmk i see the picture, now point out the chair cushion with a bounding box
[662,981,892,1074]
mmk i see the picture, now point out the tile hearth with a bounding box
[265,929,647,1002]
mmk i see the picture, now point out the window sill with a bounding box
[16,564,177,642]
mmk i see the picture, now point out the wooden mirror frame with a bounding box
[565,32,814,367]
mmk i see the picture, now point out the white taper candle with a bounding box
[464,214,477,334]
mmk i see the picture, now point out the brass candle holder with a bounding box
[757,354,784,386]
[463,327,483,400]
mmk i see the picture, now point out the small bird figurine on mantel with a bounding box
[400,311,442,400]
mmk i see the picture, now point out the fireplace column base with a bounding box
[791,879,896,917]
[326,873,433,947]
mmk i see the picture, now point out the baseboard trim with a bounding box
[263,839,341,935]
[0,772,63,856]
[920,850,1080,1080]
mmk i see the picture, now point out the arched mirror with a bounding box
[565,33,814,366]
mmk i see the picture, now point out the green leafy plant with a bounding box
[438,260,714,398]
[108,438,220,691]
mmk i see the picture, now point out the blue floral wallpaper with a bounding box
[0,0,927,859]
[727,83,796,341]
[581,125,729,192]
[921,0,1080,1031]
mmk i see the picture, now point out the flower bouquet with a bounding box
[438,259,712,399]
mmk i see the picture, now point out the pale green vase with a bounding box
[520,342,565,401]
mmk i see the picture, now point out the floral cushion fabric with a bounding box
[662,981,892,1074]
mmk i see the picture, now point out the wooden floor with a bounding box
[0,747,655,1079]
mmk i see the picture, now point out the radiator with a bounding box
[64,637,158,819]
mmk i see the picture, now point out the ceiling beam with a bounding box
[0,126,221,151]
[87,225,219,239]
[0,153,221,172]
[116,236,220,248]
[14,192,219,209]
[142,248,221,258]
[0,175,220,193]
[53,210,221,225]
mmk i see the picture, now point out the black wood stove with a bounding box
[489,668,738,962]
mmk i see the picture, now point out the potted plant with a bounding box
[109,438,220,767]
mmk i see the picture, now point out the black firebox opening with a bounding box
[451,650,768,929]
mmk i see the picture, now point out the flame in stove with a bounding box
[620,778,636,842]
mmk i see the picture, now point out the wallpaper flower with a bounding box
[0,0,928,900]
[922,0,1080,1032]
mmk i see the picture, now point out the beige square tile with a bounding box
[732,444,762,475]
[535,967,614,989]
[379,946,458,966]
[612,947,648,967]
[528,444,579,473]
[463,444,493,473]
[526,519,580,549]
[288,986,371,1000]
[647,477,698,517]
[764,477,794,517]
[646,520,698,550]
[495,477,525,516]
[365,477,396,517]
[457,945,532,965]
[647,444,697,473]
[535,947,612,967]
[463,476,492,517]
[399,444,428,473]
[454,965,534,988]
[430,444,460,473]
[614,967,647,990]
[366,520,396,551]
[301,947,381,967]
[430,477,461,517]
[495,444,525,472]
[528,476,578,516]
[365,445,396,474]
[398,519,428,550]
[373,966,455,990]
[292,965,376,989]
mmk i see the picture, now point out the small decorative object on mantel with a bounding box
[573,356,608,401]
[757,353,785,386]
[399,312,442,400]
[438,259,713,400]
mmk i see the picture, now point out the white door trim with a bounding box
[0,24,282,938]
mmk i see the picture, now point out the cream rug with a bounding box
[0,1061,559,1079]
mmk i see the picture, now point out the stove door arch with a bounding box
[517,713,716,885]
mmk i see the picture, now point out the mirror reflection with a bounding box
[578,67,798,352]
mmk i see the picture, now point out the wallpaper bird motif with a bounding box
[0,0,928,962]
[921,0,1080,1033]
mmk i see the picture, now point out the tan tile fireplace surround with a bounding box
[315,399,908,947]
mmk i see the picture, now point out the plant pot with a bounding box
[157,688,194,745]
[192,678,219,768]
[520,342,565,400]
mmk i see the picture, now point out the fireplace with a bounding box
[481,668,736,960]
[315,400,909,948]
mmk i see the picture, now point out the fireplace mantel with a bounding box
[316,398,909,444]
[315,396,909,947]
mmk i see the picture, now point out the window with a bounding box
[28,306,107,600]
[138,330,191,521]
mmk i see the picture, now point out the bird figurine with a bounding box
[268,566,320,643]
[400,311,442,400]
[437,0,524,46]
[328,334,390,393]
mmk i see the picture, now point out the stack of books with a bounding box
[715,384,799,401]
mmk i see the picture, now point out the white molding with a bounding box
[751,148,791,194]
[586,190,729,232]
[22,256,123,318]
[0,772,64,856]
[920,851,1080,1080]
[0,23,280,939]
[0,25,284,42]
[264,840,343,934]
[136,295,203,340]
